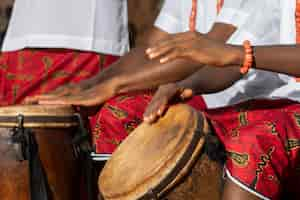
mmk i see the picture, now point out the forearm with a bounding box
[80,43,201,94]
[87,23,237,94]
[114,23,237,93]
[117,58,201,93]
[229,45,300,77]
[86,42,203,94]
[177,65,242,95]
[80,27,168,88]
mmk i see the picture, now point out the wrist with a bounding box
[227,45,244,66]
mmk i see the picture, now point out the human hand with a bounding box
[23,83,86,104]
[38,81,116,107]
[143,83,193,124]
[146,31,242,67]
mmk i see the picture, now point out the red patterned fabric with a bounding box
[0,48,207,154]
[0,49,118,105]
[91,93,206,153]
[204,100,300,200]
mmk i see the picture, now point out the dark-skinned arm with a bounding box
[97,23,236,93]
[143,66,241,123]
[227,45,300,77]
[177,65,241,95]
[145,32,300,78]
[38,23,236,106]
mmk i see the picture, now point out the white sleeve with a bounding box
[216,0,251,28]
[154,0,183,34]
[217,0,281,45]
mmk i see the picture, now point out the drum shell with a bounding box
[99,104,223,200]
[164,154,222,200]
[0,126,80,200]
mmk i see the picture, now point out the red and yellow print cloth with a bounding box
[204,99,300,200]
[0,49,118,105]
[0,48,207,153]
[90,92,206,153]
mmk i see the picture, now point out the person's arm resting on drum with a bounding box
[34,0,236,106]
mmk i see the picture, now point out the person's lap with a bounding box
[0,48,108,105]
[0,48,208,153]
[90,91,207,153]
[0,48,119,148]
[204,99,300,200]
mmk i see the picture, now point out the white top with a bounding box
[2,0,129,56]
[155,0,297,109]
[267,0,300,103]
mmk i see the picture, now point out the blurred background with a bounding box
[0,0,164,48]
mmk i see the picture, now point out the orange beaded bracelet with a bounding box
[240,40,253,74]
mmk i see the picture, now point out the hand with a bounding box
[23,83,86,104]
[143,83,193,124]
[38,81,116,107]
[146,31,243,67]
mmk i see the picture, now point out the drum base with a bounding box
[0,128,81,200]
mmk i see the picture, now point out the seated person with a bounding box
[0,0,128,151]
[143,1,300,200]
[34,0,282,156]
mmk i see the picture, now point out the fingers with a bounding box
[39,87,109,107]
[159,49,184,64]
[146,45,174,60]
[143,84,178,124]
[39,95,99,107]
[146,32,189,60]
[143,96,168,124]
[23,94,59,104]
[180,88,193,100]
[23,95,41,104]
[22,85,74,104]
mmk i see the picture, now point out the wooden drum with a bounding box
[99,104,223,200]
[0,105,81,200]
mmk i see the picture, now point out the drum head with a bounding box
[99,104,207,200]
[0,105,78,128]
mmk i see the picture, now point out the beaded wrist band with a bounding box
[240,40,253,74]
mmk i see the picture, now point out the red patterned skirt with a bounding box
[0,49,118,104]
[0,48,207,153]
[204,99,300,200]
[90,92,206,153]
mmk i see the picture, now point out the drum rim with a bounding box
[0,116,79,128]
[0,105,76,117]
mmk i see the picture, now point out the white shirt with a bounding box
[267,0,300,103]
[2,0,129,56]
[155,0,289,109]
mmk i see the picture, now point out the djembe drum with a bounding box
[99,104,223,200]
[0,105,84,200]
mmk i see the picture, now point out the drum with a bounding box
[99,104,223,200]
[0,105,82,200]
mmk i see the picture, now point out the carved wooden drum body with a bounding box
[0,105,81,200]
[99,104,222,200]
